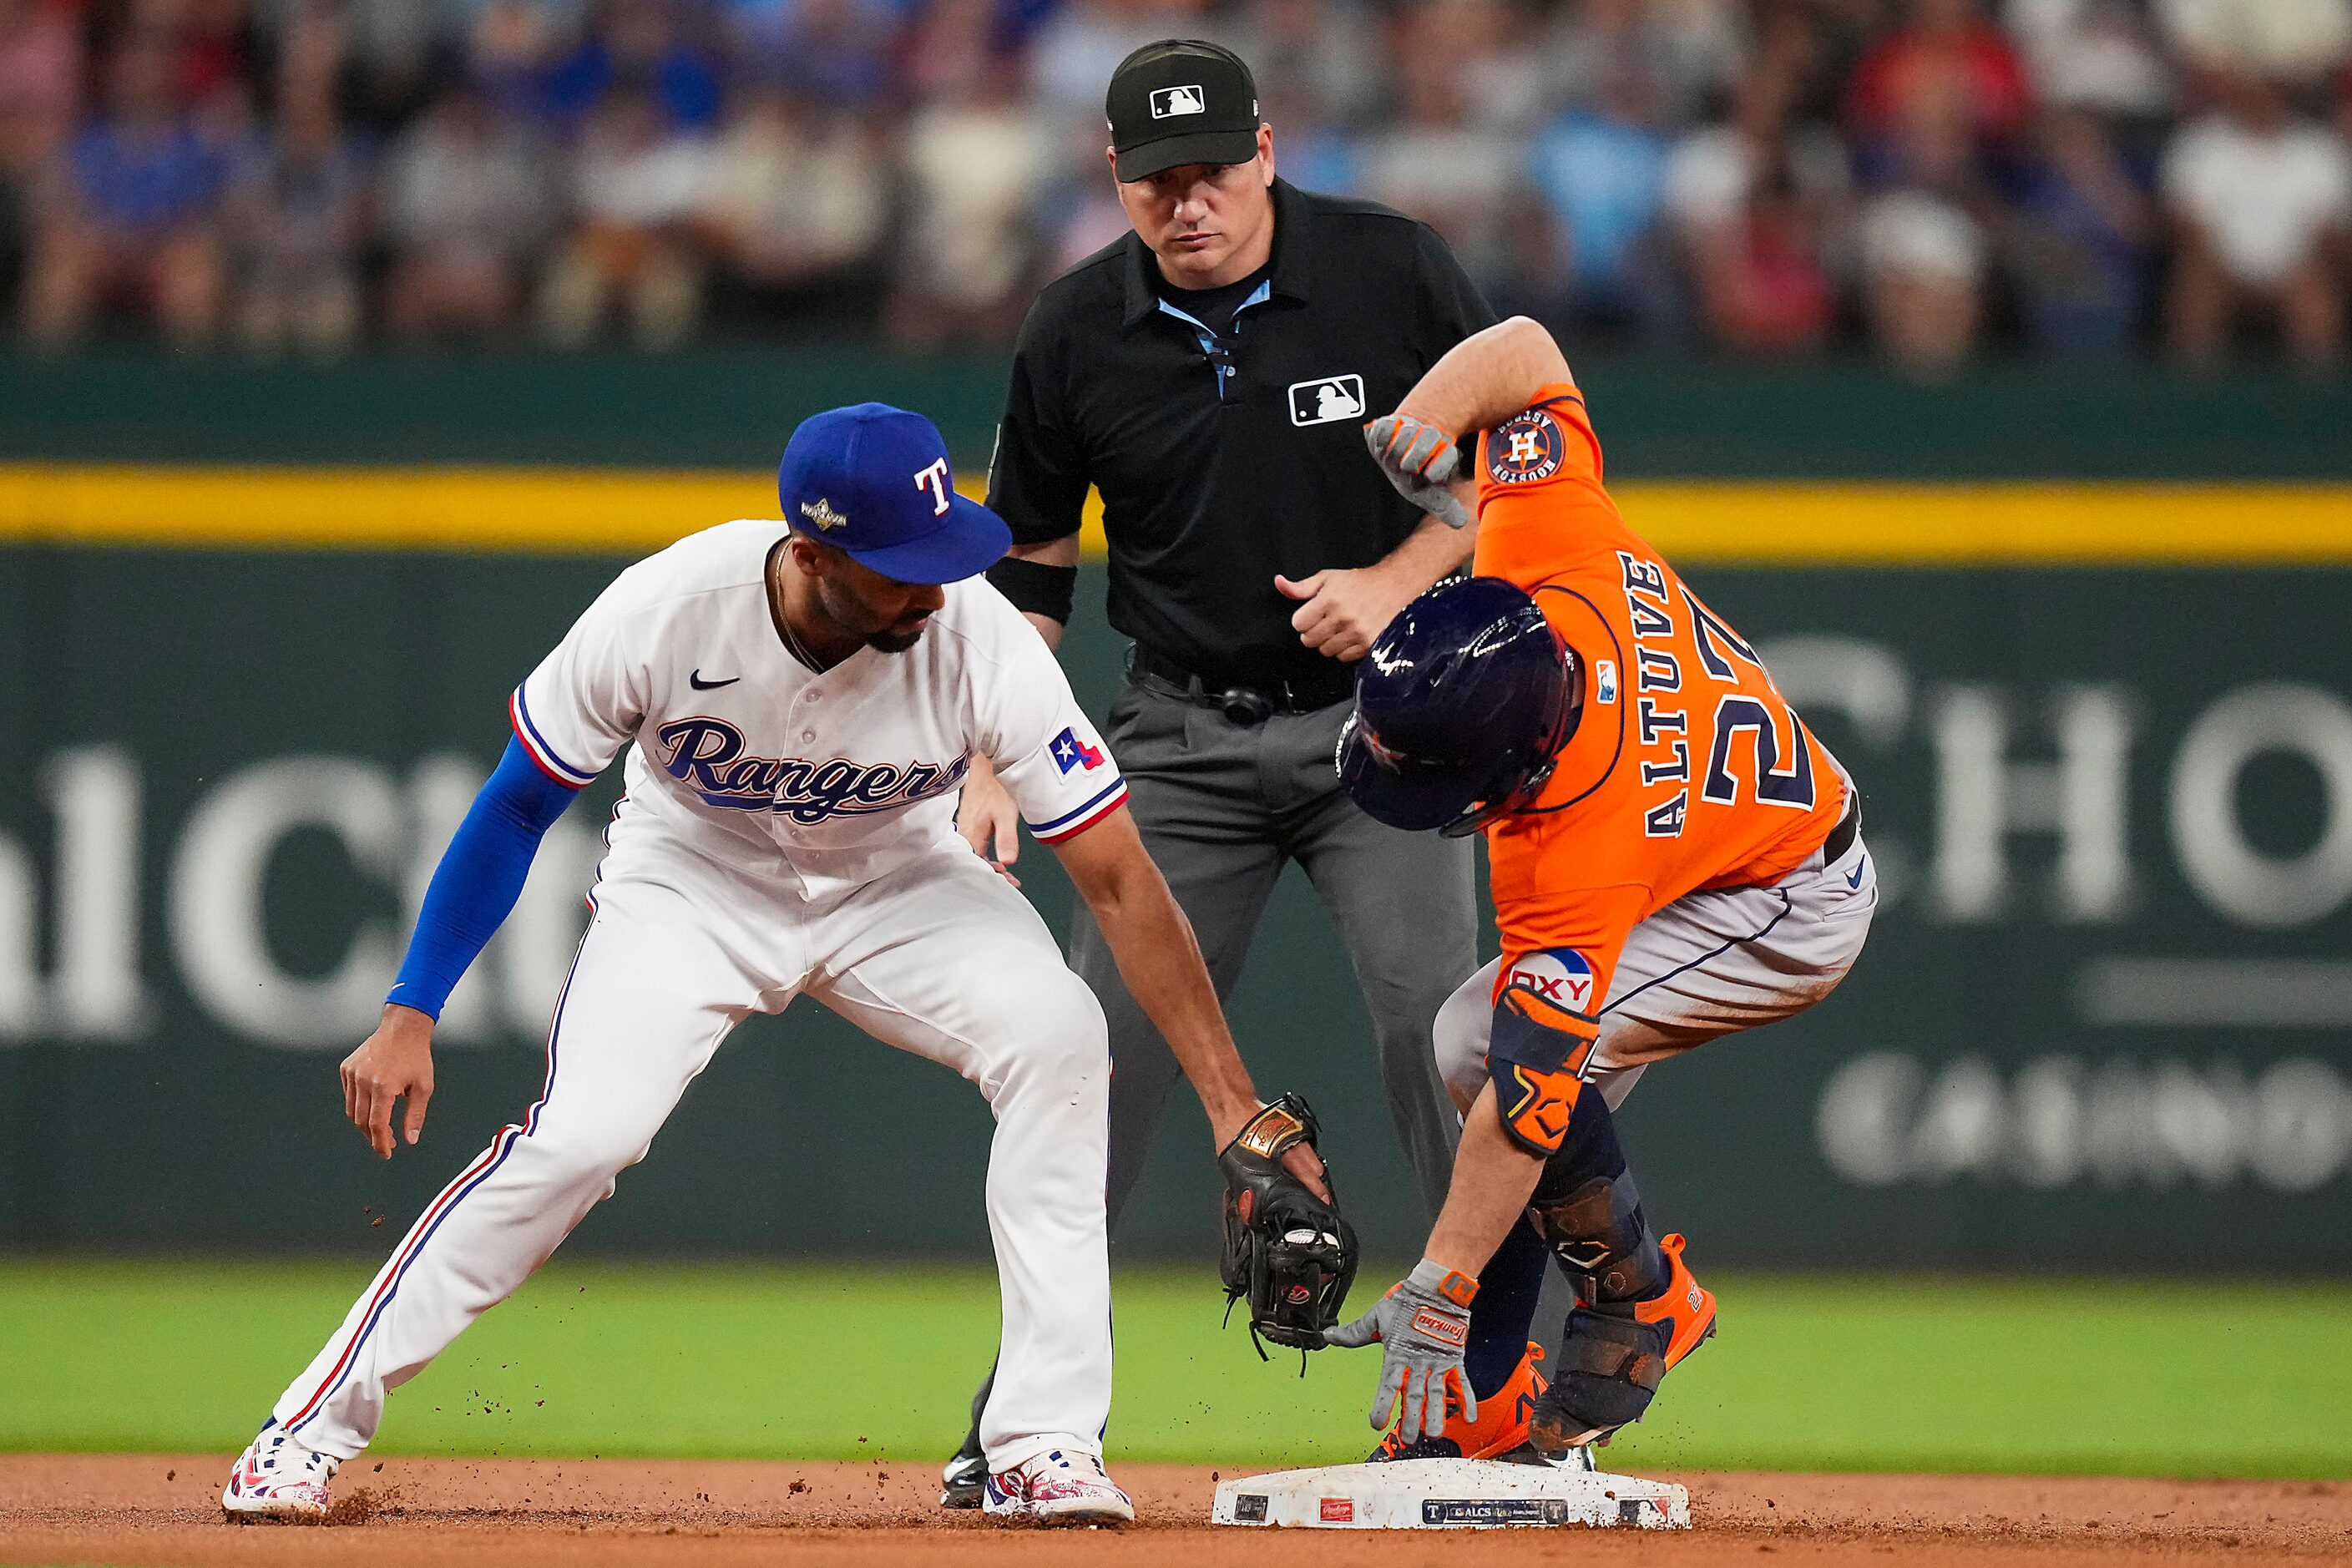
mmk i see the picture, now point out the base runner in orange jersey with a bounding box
[1323,317,1878,1464]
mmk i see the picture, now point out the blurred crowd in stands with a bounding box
[3,0,2349,372]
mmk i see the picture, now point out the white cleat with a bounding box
[221,1424,340,1520]
[981,1447,1134,1525]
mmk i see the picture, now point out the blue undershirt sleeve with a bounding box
[387,735,584,1021]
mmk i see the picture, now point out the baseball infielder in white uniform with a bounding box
[222,403,1317,1526]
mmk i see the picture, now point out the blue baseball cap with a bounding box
[776,402,1012,584]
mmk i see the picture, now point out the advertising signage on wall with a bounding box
[2,548,2347,1262]
[1757,632,2352,1205]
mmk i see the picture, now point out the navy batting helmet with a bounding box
[1336,576,1581,837]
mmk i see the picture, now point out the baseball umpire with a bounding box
[940,38,1497,1504]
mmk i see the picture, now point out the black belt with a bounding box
[1820,792,1860,865]
[1129,646,1355,724]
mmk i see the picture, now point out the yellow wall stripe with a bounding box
[1624,482,2352,564]
[1,465,2348,564]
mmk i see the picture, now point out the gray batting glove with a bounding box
[1364,413,1471,529]
[1323,1258,1477,1442]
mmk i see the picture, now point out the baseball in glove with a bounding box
[1219,1095,1359,1363]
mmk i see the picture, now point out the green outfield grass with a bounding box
[3,1257,2346,1479]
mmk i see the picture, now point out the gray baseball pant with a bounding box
[1077,675,1478,1223]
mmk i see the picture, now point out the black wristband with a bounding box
[986,556,1077,624]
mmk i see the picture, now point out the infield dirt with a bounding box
[4,1454,2345,1567]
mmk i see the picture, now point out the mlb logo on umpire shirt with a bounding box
[1150,84,1205,118]
[1288,375,1365,427]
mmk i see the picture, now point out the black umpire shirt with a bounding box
[987,178,1497,691]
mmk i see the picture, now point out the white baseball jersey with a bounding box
[268,522,1128,1479]
[508,519,1127,900]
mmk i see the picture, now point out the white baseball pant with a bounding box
[268,842,1112,1472]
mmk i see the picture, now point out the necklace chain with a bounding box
[769,544,827,672]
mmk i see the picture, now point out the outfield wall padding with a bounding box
[5,543,2349,1267]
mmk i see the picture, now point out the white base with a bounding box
[1209,1457,1690,1530]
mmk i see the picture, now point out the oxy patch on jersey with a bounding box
[655,716,970,824]
[1502,948,1600,1017]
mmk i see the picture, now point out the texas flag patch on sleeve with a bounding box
[1050,726,1105,774]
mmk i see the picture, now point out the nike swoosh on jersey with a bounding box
[689,670,741,690]
[1844,857,1866,889]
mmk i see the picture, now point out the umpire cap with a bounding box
[1106,40,1262,181]
[1336,577,1581,837]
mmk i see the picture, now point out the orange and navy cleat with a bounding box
[1368,1341,1549,1463]
[1528,1232,1716,1456]
[1638,1232,1717,1369]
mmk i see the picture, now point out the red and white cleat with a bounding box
[220,1424,339,1521]
[981,1447,1134,1525]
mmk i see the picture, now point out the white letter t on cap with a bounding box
[915,458,952,516]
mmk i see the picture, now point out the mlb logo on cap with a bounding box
[776,403,1011,585]
[1106,40,1262,181]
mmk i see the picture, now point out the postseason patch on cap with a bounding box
[1487,411,1565,485]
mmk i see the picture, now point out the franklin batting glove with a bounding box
[1323,1258,1477,1442]
[1364,413,1470,529]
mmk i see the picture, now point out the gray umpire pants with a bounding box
[1077,673,1479,1226]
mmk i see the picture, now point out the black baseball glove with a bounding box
[1219,1095,1359,1360]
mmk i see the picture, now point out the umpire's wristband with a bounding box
[987,556,1077,625]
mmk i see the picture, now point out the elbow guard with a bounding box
[1486,949,1602,1156]
[987,555,1078,624]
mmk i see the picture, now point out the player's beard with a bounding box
[863,623,928,654]
[814,574,932,655]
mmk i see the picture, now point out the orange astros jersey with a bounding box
[1471,381,1846,1055]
